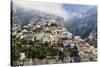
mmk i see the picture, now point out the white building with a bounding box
[20,52,25,61]
[43,33,50,43]
[21,31,33,41]
[35,33,43,41]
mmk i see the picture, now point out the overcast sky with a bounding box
[13,0,69,20]
[13,0,97,21]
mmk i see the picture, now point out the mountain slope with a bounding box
[64,7,97,38]
[11,4,64,26]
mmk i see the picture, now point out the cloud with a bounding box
[13,0,69,20]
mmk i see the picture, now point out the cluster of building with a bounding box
[12,20,97,65]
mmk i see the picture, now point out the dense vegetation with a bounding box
[12,35,60,61]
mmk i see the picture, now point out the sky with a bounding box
[13,0,97,21]
[13,0,69,20]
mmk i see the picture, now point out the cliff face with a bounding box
[64,6,97,39]
[85,26,97,48]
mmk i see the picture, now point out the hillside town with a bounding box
[12,20,97,66]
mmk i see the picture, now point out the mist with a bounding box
[13,0,69,20]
